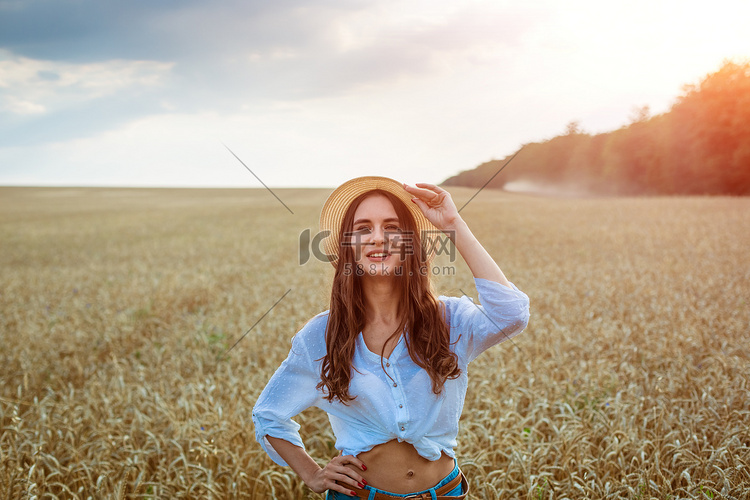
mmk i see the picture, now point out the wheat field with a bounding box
[1,186,749,499]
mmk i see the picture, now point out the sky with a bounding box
[1,0,748,188]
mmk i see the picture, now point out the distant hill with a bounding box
[443,60,750,195]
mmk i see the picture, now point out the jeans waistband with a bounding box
[327,459,461,499]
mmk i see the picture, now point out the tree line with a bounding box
[443,60,750,195]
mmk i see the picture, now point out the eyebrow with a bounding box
[353,217,400,225]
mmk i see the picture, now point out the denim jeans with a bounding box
[325,460,463,499]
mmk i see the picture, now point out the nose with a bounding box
[370,225,385,245]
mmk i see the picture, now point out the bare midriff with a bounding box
[345,440,455,494]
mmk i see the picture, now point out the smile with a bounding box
[366,251,390,260]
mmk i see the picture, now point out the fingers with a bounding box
[344,454,367,472]
[403,182,461,232]
[415,182,446,194]
[404,183,452,207]
[407,182,448,195]
[328,475,361,497]
[403,182,438,199]
[322,455,367,495]
[410,196,429,213]
[333,454,366,478]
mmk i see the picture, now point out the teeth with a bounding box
[370,253,388,258]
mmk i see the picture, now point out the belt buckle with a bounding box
[404,494,425,500]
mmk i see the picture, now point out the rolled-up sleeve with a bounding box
[444,278,530,363]
[252,317,325,466]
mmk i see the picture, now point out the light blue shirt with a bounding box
[252,278,530,466]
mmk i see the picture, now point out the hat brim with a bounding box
[319,176,439,267]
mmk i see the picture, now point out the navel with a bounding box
[406,470,414,479]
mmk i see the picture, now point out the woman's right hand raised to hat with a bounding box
[404,182,512,288]
[403,182,462,233]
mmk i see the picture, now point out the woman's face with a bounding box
[348,193,408,278]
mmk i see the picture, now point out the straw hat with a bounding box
[319,176,438,266]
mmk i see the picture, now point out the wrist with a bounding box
[300,463,323,487]
[442,217,469,241]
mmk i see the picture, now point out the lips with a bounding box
[366,250,391,260]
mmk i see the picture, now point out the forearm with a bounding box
[266,436,321,487]
[404,182,513,287]
[446,218,512,288]
[265,435,365,495]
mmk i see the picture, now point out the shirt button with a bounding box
[386,363,390,367]
[399,404,403,408]
[393,383,397,387]
[401,426,405,431]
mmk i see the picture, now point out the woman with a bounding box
[252,177,530,498]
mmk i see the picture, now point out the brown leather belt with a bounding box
[347,471,469,500]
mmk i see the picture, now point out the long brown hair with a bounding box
[317,190,461,404]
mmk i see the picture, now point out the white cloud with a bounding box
[0,49,174,116]
[4,96,46,115]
